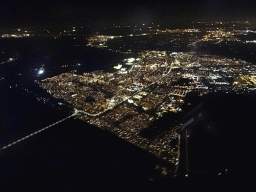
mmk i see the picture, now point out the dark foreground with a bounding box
[0,117,167,191]
[1,92,254,191]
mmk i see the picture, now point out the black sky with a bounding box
[1,0,256,28]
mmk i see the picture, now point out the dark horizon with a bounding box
[1,0,256,28]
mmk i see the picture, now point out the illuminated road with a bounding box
[0,109,78,152]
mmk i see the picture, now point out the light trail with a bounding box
[0,109,78,152]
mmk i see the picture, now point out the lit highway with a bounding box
[0,109,78,152]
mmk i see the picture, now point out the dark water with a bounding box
[0,85,72,147]
[197,40,256,64]
[0,36,128,82]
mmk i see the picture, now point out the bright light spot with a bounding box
[38,69,44,74]
[117,64,122,69]
[129,34,133,36]
[8,58,14,62]
[113,64,121,70]
[128,58,135,62]
[18,29,21,31]
[128,99,133,103]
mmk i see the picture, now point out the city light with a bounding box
[128,58,135,62]
[38,69,44,74]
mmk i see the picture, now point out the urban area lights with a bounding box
[39,46,256,168]
[20,19,255,175]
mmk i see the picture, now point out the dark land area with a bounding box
[177,92,254,182]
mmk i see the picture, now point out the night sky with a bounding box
[1,0,256,27]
